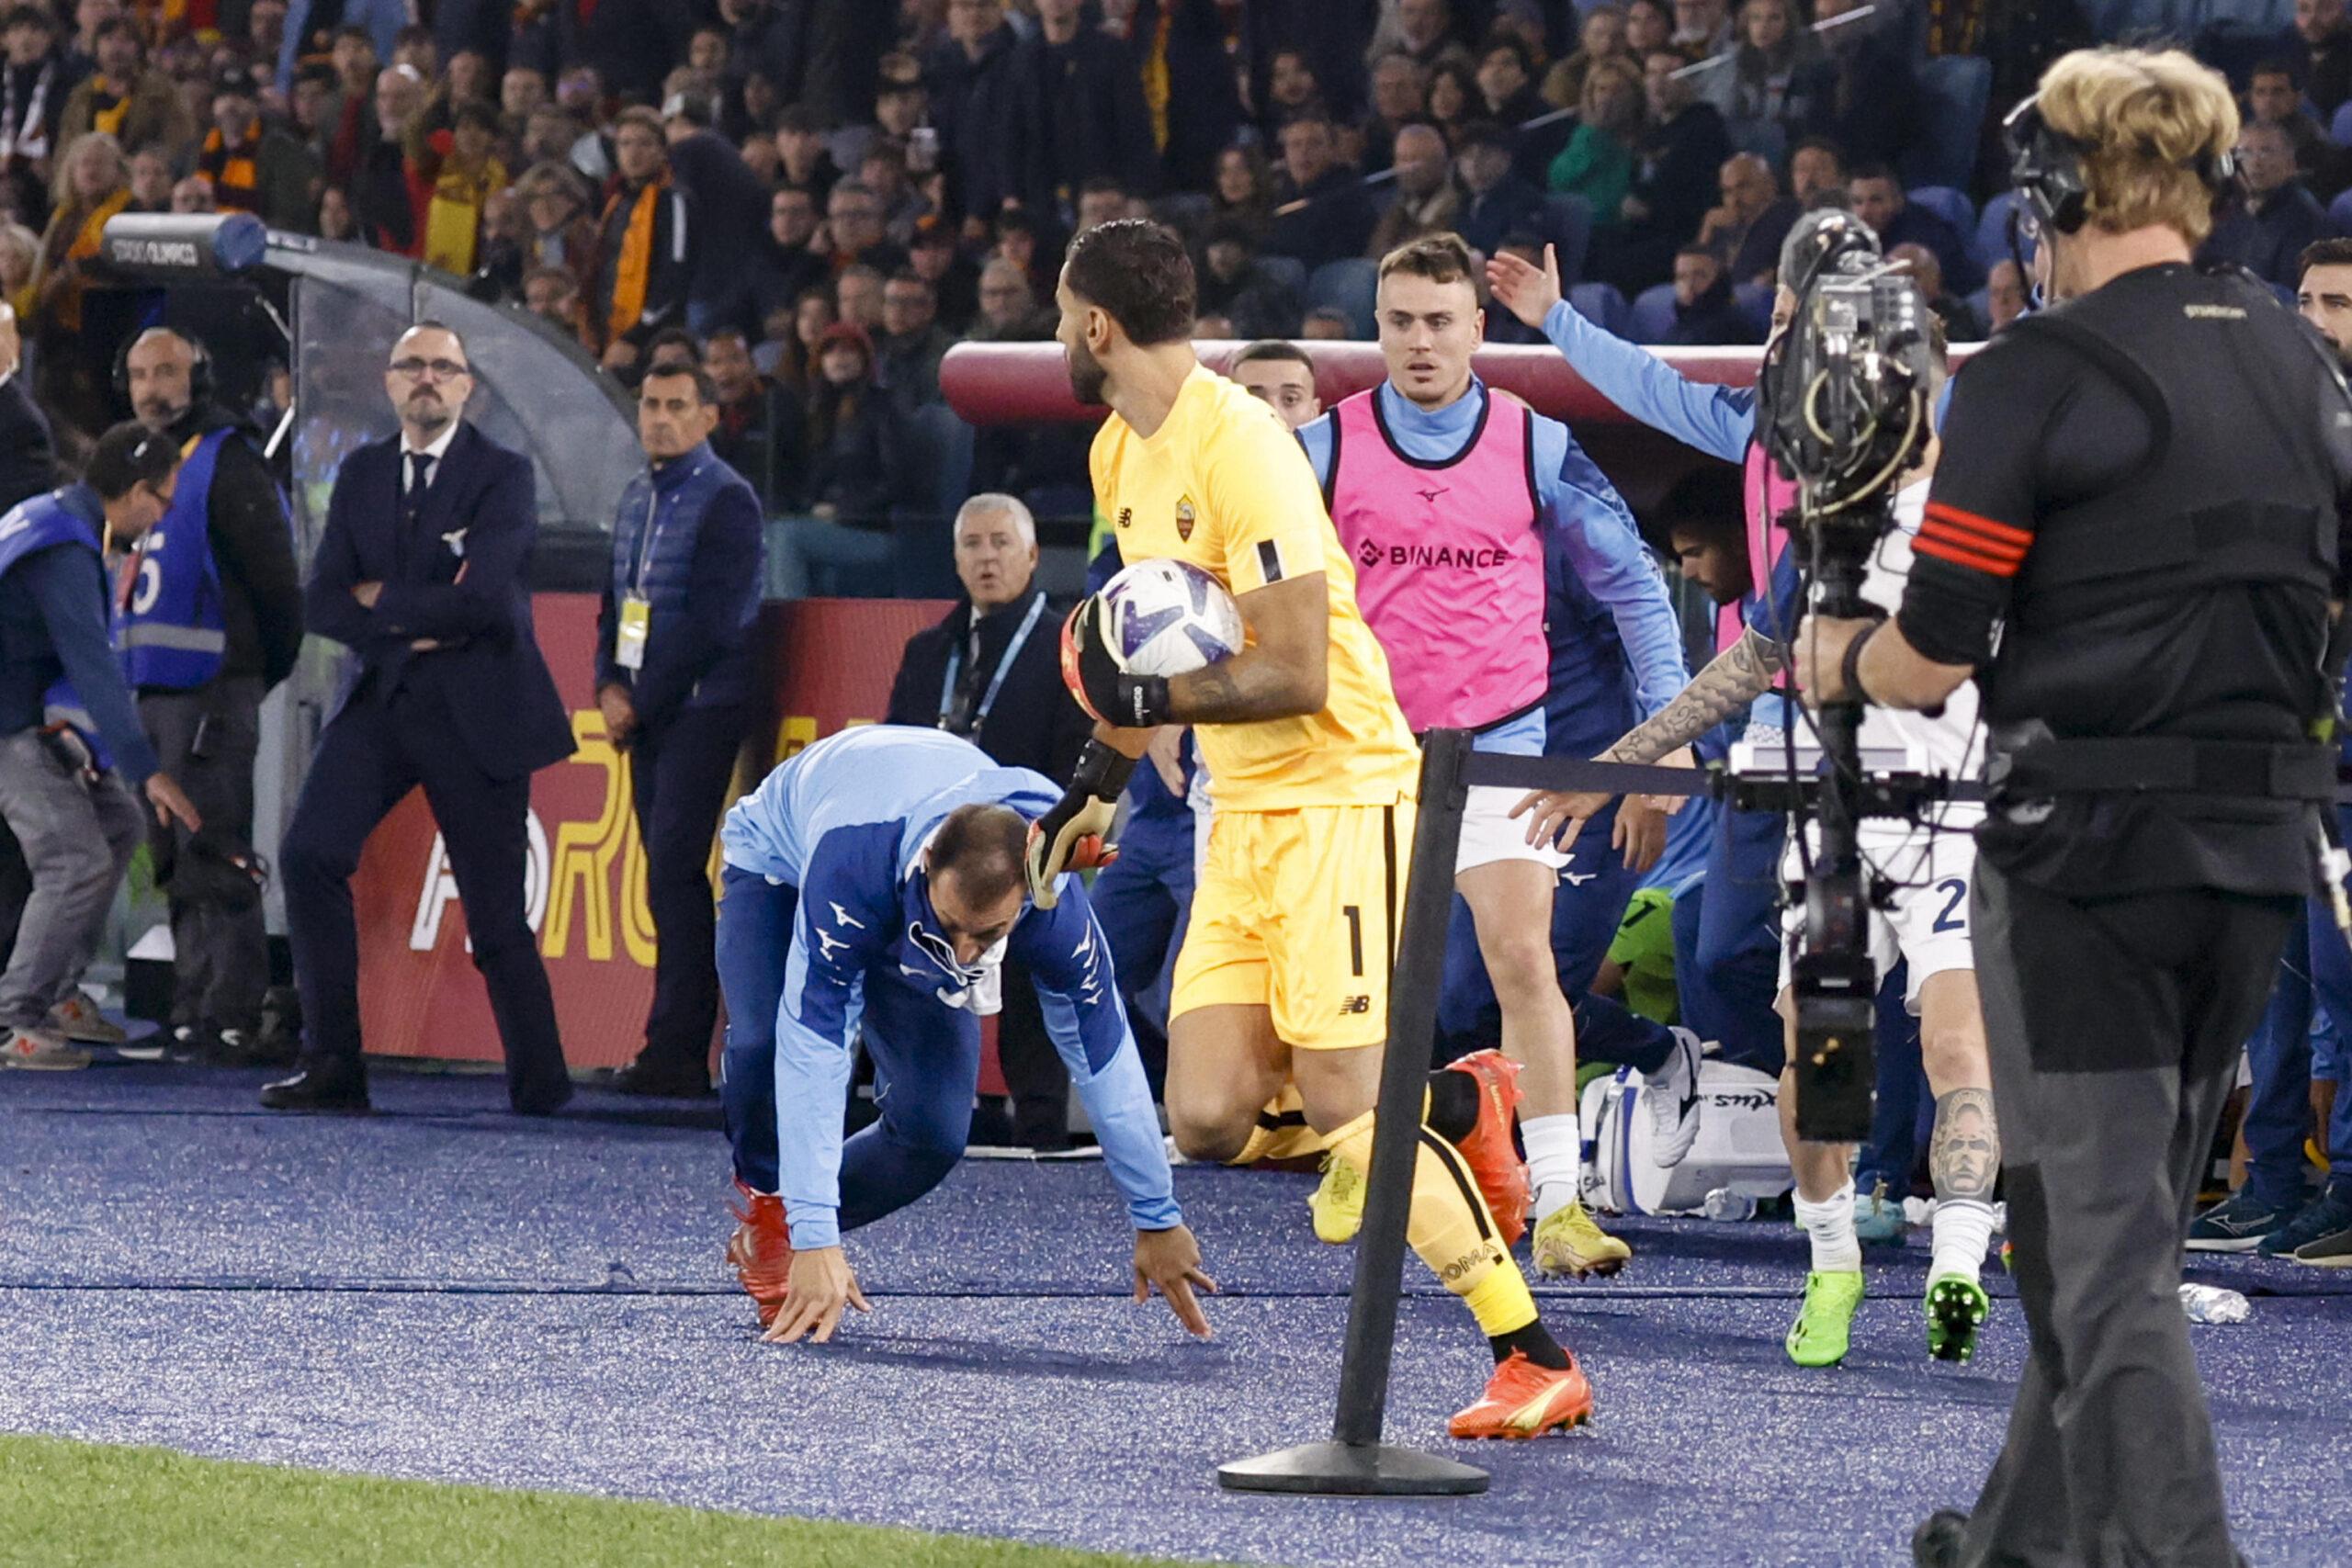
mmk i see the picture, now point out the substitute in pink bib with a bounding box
[1324,387,1545,733]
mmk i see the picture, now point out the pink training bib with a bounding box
[1328,388,1546,732]
[1721,438,1800,652]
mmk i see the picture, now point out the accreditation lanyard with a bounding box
[616,461,703,671]
[938,593,1046,734]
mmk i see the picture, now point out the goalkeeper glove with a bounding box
[1060,597,1173,729]
[1025,739,1135,908]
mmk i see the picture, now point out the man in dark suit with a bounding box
[885,493,1092,1148]
[263,322,578,1115]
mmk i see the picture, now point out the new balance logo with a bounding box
[1339,995,1372,1016]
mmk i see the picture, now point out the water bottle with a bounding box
[1702,1187,1758,1222]
[2178,1283,2251,1325]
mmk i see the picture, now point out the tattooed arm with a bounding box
[1512,626,1786,851]
[1600,626,1786,766]
[1166,571,1330,724]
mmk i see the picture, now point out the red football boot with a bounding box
[1442,1049,1531,1247]
[725,1178,793,1327]
[1448,1348,1594,1439]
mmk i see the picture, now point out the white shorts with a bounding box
[1777,817,1980,1013]
[1455,709,1569,874]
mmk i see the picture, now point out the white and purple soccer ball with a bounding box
[1100,558,1245,678]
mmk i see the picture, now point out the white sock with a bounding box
[1521,1112,1580,1220]
[1930,1198,1996,1283]
[1794,1180,1862,1273]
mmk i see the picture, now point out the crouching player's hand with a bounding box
[763,1247,870,1345]
[1133,1224,1218,1339]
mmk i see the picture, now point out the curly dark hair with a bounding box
[1062,219,1196,347]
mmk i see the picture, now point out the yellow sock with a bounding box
[1231,1084,1331,1165]
[1327,1110,1539,1337]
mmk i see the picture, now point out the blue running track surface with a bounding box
[2,1065,2346,1566]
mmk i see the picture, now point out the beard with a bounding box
[1065,338,1108,406]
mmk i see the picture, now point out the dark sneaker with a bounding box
[1911,1510,1968,1568]
[2257,1186,2352,1258]
[2186,1189,2295,1253]
[607,1052,712,1098]
[2291,1221,2352,1266]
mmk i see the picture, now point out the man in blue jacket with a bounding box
[715,725,1213,1346]
[0,423,201,1068]
[597,363,765,1099]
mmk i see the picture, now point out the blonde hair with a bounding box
[2034,47,2239,243]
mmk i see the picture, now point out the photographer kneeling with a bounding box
[1797,48,2352,1568]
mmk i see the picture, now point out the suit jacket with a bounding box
[0,373,55,514]
[884,587,1092,784]
[305,422,575,780]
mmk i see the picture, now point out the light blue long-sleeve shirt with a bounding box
[1296,377,1688,725]
[721,726,1180,1249]
[1540,299,1758,465]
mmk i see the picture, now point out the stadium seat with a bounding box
[1900,56,1992,192]
[1538,193,1594,285]
[1973,190,2020,274]
[1629,283,1678,344]
[890,405,974,599]
[1306,257,1380,339]
[2330,187,2352,237]
[1734,280,1774,337]
[1906,185,1976,242]
[2333,101,2352,149]
[1568,280,1630,337]
[1150,190,1212,235]
[1257,254,1307,299]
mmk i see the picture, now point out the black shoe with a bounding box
[606,1052,711,1098]
[1911,1510,1968,1568]
[204,1025,296,1069]
[512,1077,576,1117]
[260,1064,370,1112]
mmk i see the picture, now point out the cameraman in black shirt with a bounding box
[1797,48,2352,1568]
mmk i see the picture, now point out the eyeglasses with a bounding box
[389,357,471,381]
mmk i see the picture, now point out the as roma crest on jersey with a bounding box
[1175,496,1195,541]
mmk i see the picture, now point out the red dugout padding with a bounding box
[940,341,1765,427]
[351,595,949,1070]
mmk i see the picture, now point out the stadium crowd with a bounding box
[0,0,2346,1352]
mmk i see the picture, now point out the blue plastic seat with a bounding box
[2333,101,2352,149]
[1538,193,1593,285]
[1733,280,1774,337]
[1567,281,1630,338]
[1306,257,1380,340]
[1256,254,1307,298]
[1973,189,2020,274]
[1907,185,1976,242]
[1629,282,1678,344]
[1899,56,1992,192]
[2329,187,2352,236]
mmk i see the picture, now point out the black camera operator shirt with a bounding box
[1897,262,2352,897]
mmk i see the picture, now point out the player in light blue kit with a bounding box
[714,725,1214,1345]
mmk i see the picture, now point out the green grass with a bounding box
[0,1433,1197,1568]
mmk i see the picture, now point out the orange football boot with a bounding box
[726,1179,793,1327]
[1442,1049,1531,1247]
[1448,1348,1594,1439]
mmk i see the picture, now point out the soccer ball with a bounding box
[1099,558,1245,677]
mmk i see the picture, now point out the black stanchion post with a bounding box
[1217,728,1485,1496]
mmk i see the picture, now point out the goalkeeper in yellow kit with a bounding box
[1024,219,1591,1438]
